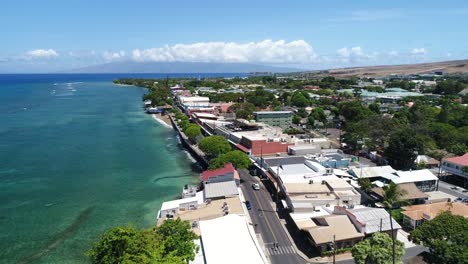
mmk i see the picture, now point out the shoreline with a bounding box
[151,113,173,129]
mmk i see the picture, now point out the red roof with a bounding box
[202,163,235,181]
[235,144,250,153]
[445,153,468,166]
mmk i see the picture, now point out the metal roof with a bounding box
[349,207,401,234]
[204,181,239,199]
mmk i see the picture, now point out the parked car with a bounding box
[451,186,459,190]
[245,200,252,210]
[252,183,260,190]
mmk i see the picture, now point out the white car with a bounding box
[252,183,260,190]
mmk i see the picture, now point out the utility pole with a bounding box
[390,209,396,264]
[333,234,336,264]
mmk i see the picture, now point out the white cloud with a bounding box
[411,48,427,55]
[102,50,125,61]
[336,46,374,63]
[26,49,59,59]
[389,50,399,56]
[131,40,316,64]
[68,50,96,57]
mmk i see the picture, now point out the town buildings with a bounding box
[253,111,293,128]
[442,153,468,186]
[401,201,468,229]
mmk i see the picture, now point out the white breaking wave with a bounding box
[151,114,172,129]
[183,150,197,163]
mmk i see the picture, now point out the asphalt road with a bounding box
[239,169,307,264]
[437,180,468,199]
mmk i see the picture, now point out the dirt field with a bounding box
[305,59,468,78]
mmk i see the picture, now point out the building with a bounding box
[371,182,429,204]
[202,163,240,185]
[253,111,293,128]
[268,159,361,212]
[350,166,438,193]
[203,181,239,200]
[158,191,204,219]
[442,153,468,185]
[296,214,364,252]
[401,202,468,229]
[349,165,397,181]
[333,206,401,237]
[178,96,210,108]
[198,214,266,264]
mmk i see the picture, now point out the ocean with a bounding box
[0,73,244,263]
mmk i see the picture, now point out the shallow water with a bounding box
[0,75,199,263]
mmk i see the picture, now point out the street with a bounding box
[239,169,307,264]
[437,180,468,199]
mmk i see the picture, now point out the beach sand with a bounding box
[152,114,173,129]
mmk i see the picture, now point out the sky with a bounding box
[1,0,468,72]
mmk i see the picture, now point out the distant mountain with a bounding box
[304,59,468,78]
[65,61,302,73]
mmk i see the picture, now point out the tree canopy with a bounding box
[410,211,468,264]
[385,128,425,170]
[209,150,252,169]
[245,88,278,108]
[184,124,201,142]
[87,219,198,264]
[198,136,231,158]
[352,232,405,264]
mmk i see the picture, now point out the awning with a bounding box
[235,144,250,153]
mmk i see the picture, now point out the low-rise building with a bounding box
[442,153,468,184]
[253,111,293,128]
[333,205,401,237]
[297,214,364,252]
[401,201,468,229]
[198,214,266,264]
[269,160,361,212]
[202,163,240,185]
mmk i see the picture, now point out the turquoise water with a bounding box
[0,75,199,263]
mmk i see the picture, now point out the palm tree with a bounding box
[382,183,408,264]
[357,178,372,193]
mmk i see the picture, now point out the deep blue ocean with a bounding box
[0,73,244,263]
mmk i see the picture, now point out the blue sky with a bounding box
[1,0,468,72]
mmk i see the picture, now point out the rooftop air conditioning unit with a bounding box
[322,180,326,185]
[309,180,314,184]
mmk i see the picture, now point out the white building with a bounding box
[270,160,361,212]
[198,214,266,264]
[442,153,468,183]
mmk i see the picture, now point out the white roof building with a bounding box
[199,214,266,264]
[383,169,438,184]
[349,165,396,179]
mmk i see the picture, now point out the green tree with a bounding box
[245,88,278,108]
[291,92,309,107]
[156,218,199,263]
[209,150,252,169]
[410,211,468,264]
[357,178,372,193]
[385,129,424,170]
[292,115,301,125]
[339,101,374,123]
[352,232,405,264]
[184,124,201,142]
[87,226,185,264]
[198,136,231,158]
[368,103,380,114]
